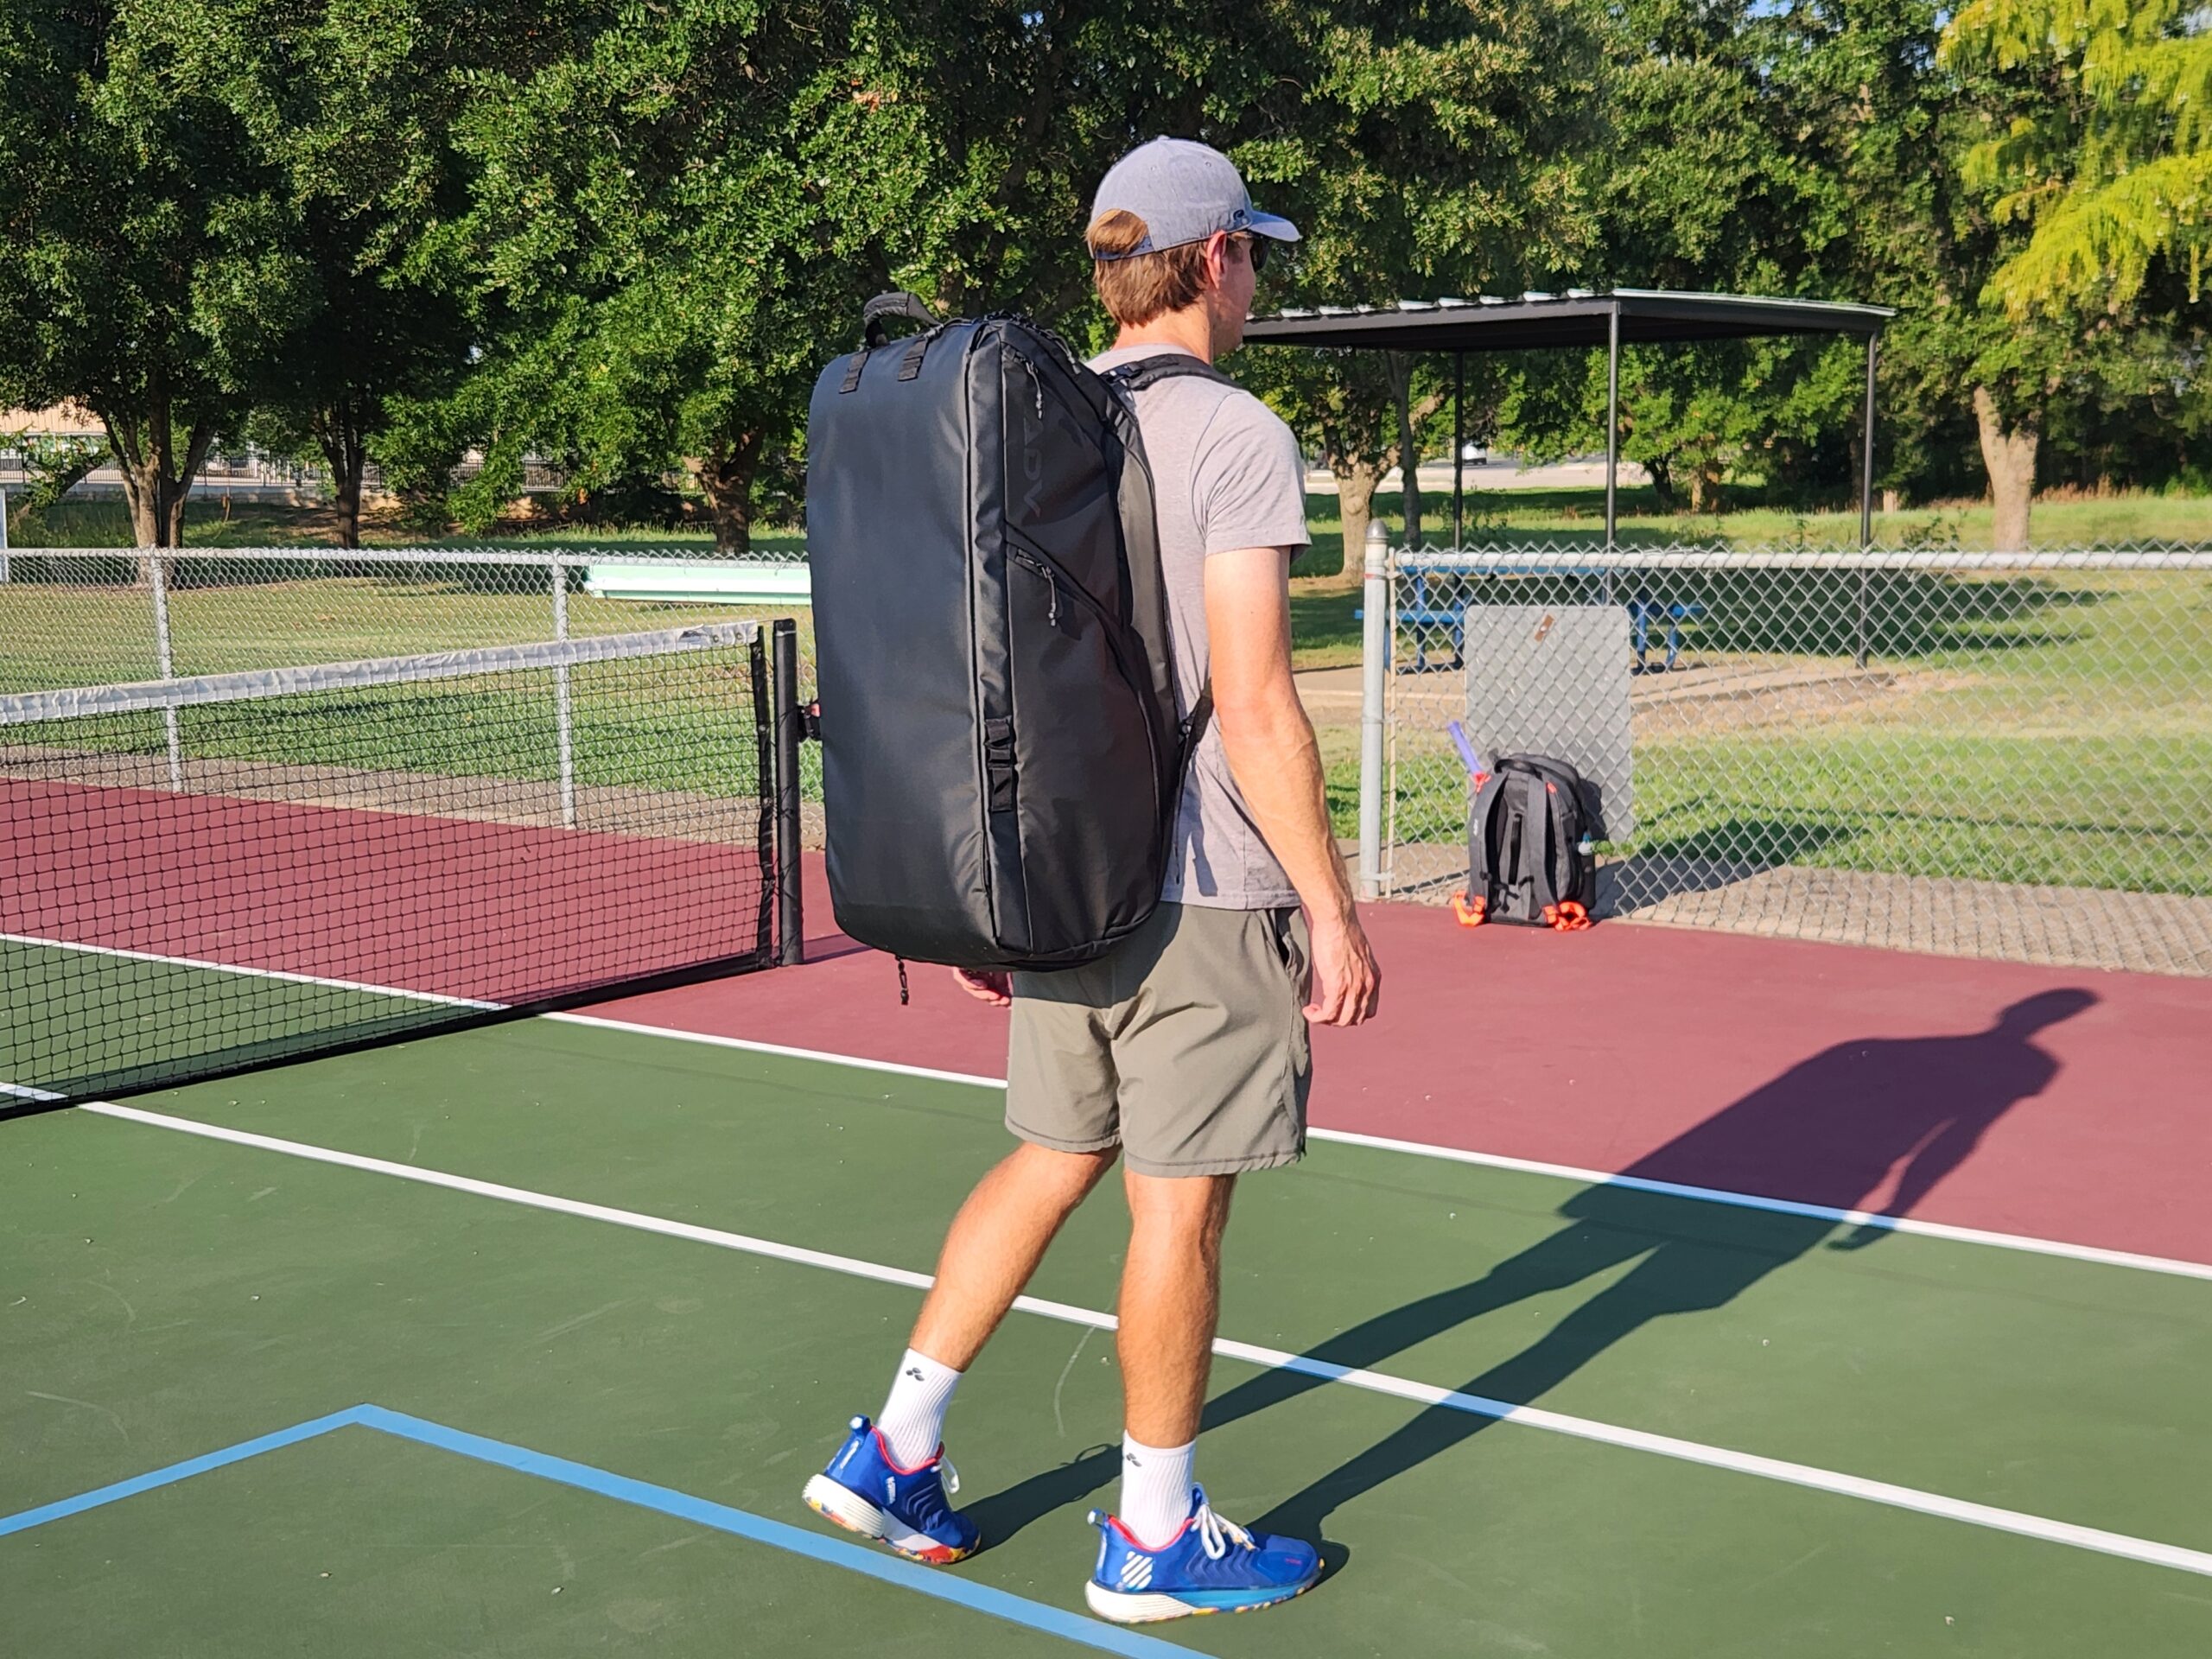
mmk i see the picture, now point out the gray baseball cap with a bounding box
[1088,137,1300,258]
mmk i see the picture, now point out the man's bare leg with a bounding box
[911,1141,1119,1367]
[804,1142,1115,1560]
[1114,1168,1236,1543]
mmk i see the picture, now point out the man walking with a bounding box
[803,137,1382,1624]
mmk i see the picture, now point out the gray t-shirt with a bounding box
[1090,344,1308,910]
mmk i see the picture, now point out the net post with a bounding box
[552,556,576,828]
[1357,519,1389,902]
[772,618,804,966]
[149,551,183,790]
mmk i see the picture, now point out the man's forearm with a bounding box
[1215,695,1356,924]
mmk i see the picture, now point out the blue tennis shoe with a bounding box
[802,1415,979,1564]
[1084,1487,1320,1623]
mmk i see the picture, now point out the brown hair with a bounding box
[1087,210,1211,327]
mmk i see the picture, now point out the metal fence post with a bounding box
[551,556,576,828]
[0,486,10,583]
[149,551,183,790]
[1357,519,1389,901]
[772,618,804,965]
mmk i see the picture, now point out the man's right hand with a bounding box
[1304,908,1381,1027]
[951,967,1014,1007]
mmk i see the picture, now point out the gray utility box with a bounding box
[1461,604,1635,841]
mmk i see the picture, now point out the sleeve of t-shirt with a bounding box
[1191,394,1311,556]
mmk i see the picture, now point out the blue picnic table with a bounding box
[1362,563,1707,672]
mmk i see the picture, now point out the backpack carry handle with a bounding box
[863,290,938,348]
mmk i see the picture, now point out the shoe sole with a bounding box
[802,1473,975,1566]
[1084,1576,1318,1624]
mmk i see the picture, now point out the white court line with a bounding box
[546,1011,2212,1286]
[2,932,498,1009]
[75,1096,2212,1581]
[11,925,2209,1283]
[1,1080,63,1102]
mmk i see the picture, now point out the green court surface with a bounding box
[2,938,455,1103]
[8,1014,2212,1656]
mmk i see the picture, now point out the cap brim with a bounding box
[1248,210,1300,243]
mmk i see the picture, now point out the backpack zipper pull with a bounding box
[1019,354,1043,418]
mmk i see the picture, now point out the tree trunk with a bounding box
[1384,353,1421,547]
[104,397,213,549]
[1687,457,1725,515]
[1326,457,1383,589]
[1645,454,1677,512]
[1973,385,2037,553]
[316,404,368,550]
[689,430,762,555]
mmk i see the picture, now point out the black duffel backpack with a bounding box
[1453,753,1599,931]
[805,295,1220,971]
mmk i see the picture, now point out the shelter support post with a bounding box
[1452,352,1465,548]
[1857,334,1878,667]
[1357,519,1389,901]
[1605,303,1621,599]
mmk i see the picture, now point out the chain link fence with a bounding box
[0,545,824,844]
[1363,541,2212,977]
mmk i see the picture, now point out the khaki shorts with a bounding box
[1006,902,1312,1178]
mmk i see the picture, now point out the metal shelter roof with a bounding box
[1242,289,1894,353]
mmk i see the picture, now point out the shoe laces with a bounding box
[1193,1495,1255,1561]
[938,1456,960,1498]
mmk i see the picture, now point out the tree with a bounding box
[156,0,477,548]
[1943,0,2211,318]
[0,1,307,546]
[1497,0,1878,521]
[435,0,904,552]
[1241,0,1606,557]
[1796,0,2158,548]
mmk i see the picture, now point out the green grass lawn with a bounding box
[10,498,810,556]
[1291,486,2212,574]
[17,482,2206,560]
[16,659,770,803]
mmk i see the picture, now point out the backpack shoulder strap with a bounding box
[1103,353,1237,394]
[1467,770,1510,899]
[1515,770,1562,919]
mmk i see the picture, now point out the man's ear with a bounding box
[1199,231,1231,293]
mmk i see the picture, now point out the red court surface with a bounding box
[592,854,2212,1269]
[3,778,771,1000]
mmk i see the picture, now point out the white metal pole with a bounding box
[0,485,10,582]
[552,557,576,828]
[149,552,183,789]
[1357,518,1389,901]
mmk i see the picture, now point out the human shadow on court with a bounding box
[966,988,2094,1554]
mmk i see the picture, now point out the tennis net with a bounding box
[3,621,779,1109]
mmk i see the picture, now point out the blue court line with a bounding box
[0,1406,371,1539]
[0,1405,1187,1656]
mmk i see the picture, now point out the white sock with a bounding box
[1118,1434,1197,1549]
[876,1348,962,1469]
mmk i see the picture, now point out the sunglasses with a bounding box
[1228,232,1270,274]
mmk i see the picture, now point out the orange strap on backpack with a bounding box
[1452,893,1488,928]
[1541,900,1592,932]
